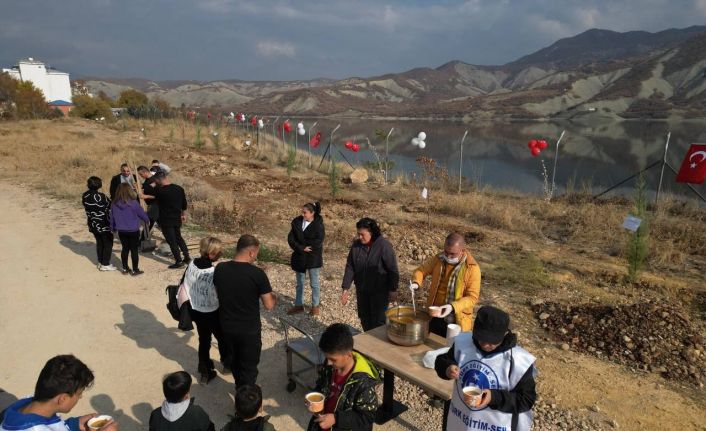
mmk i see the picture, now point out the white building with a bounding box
[2,58,72,103]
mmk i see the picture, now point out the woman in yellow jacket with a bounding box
[411,232,481,337]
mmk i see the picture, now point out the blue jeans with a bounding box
[295,268,321,306]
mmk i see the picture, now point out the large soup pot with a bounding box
[385,305,431,346]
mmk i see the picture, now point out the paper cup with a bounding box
[462,386,483,407]
[87,415,113,430]
[446,324,461,346]
[428,306,441,317]
[305,392,325,414]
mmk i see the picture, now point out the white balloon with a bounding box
[230,112,234,117]
[418,131,427,141]
[298,128,306,136]
[411,137,420,146]
[419,141,426,149]
[297,122,304,130]
[257,119,264,129]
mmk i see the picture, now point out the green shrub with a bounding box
[625,174,649,283]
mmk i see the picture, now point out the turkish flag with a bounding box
[676,144,706,184]
[309,132,322,148]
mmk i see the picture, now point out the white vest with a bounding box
[183,262,218,312]
[446,332,536,431]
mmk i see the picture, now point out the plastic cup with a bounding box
[446,323,461,346]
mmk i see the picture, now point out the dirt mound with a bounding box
[533,301,705,386]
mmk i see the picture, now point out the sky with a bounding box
[2,0,706,82]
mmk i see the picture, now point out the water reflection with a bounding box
[283,118,706,199]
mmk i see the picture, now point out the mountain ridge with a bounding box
[79,26,706,119]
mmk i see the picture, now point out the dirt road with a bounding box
[0,182,425,431]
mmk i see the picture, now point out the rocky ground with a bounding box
[533,301,706,387]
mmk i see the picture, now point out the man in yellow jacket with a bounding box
[411,232,481,337]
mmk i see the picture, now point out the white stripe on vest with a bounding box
[446,332,535,431]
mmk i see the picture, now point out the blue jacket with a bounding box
[110,199,149,233]
[0,398,80,431]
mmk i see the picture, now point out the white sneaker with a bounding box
[106,264,117,270]
[97,263,102,270]
[99,264,117,271]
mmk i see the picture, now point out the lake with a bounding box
[272,118,706,201]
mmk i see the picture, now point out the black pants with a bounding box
[191,309,230,372]
[356,289,389,332]
[91,230,113,266]
[224,329,262,390]
[162,224,189,262]
[118,231,140,270]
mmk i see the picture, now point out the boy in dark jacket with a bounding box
[220,385,275,431]
[149,372,214,431]
[435,306,536,431]
[307,324,380,431]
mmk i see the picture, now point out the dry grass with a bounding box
[1,118,704,293]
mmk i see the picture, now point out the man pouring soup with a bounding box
[410,232,481,337]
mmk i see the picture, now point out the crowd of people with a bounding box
[1,160,537,431]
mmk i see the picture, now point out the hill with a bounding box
[80,26,706,119]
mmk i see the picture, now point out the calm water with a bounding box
[276,118,706,201]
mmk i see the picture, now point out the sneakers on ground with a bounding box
[131,269,144,276]
[99,264,117,272]
[310,306,321,316]
[120,267,131,275]
[287,305,305,315]
[168,261,185,269]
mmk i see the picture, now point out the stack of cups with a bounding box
[446,324,461,347]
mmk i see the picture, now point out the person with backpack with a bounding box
[180,237,231,383]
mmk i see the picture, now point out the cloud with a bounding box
[1,0,706,81]
[256,40,296,58]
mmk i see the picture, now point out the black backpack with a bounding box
[165,285,193,331]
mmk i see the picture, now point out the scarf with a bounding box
[442,253,467,306]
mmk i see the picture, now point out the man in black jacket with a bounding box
[142,171,190,268]
[435,306,536,431]
[109,163,137,201]
[137,165,159,234]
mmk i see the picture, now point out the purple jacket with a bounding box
[110,199,150,232]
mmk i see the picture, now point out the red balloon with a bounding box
[527,140,538,149]
[250,116,257,126]
[283,121,292,133]
[531,147,541,157]
[538,140,548,150]
[345,141,354,149]
[352,144,360,152]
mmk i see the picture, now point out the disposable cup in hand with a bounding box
[305,392,325,414]
[87,416,113,430]
[446,324,461,346]
[462,386,483,407]
[428,306,441,318]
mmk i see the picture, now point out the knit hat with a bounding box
[473,306,510,344]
